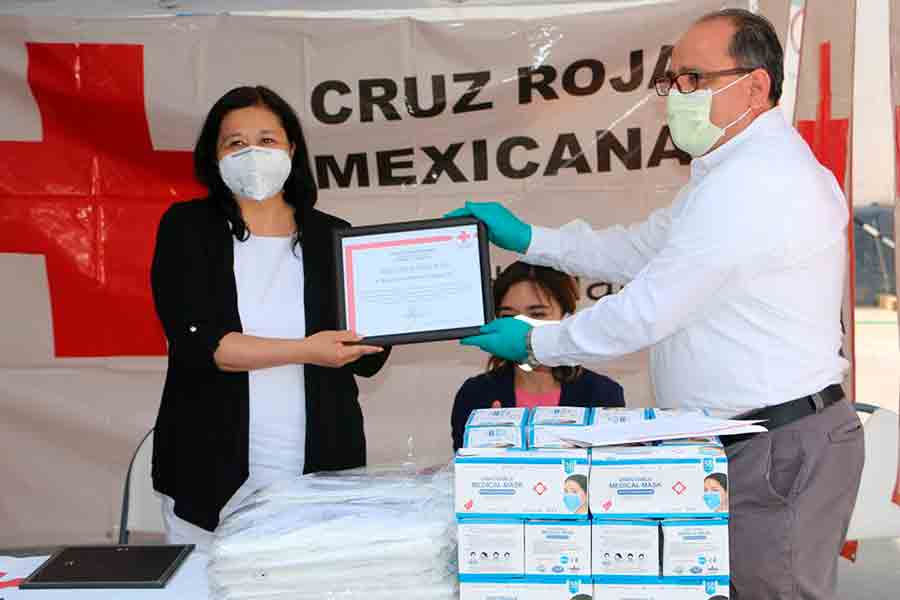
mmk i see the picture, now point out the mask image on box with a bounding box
[460,576,593,600]
[662,519,729,577]
[701,472,728,513]
[455,449,590,519]
[458,518,525,577]
[593,576,729,599]
[591,519,660,577]
[525,520,590,576]
[589,444,728,517]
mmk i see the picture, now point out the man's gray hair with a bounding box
[699,8,784,105]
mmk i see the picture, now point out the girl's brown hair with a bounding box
[487,261,582,383]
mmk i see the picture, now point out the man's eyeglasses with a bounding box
[653,67,757,96]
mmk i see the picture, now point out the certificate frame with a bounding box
[333,217,493,346]
[19,544,194,589]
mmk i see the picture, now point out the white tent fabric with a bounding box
[2,0,747,546]
[0,0,684,18]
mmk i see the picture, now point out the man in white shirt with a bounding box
[450,9,864,600]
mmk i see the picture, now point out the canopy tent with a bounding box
[0,0,895,549]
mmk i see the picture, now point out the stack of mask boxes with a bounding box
[590,408,730,599]
[456,407,593,600]
[455,407,731,600]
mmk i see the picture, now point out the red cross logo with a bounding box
[0,43,204,357]
[533,482,547,495]
[672,481,687,495]
[457,230,471,242]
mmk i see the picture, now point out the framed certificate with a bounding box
[334,217,493,345]
[19,544,194,589]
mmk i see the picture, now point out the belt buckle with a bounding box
[810,392,825,412]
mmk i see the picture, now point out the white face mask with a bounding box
[666,72,753,157]
[219,146,292,202]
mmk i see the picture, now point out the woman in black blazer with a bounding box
[150,86,388,546]
[451,262,624,450]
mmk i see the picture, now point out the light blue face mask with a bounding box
[704,491,722,510]
[563,493,583,512]
[666,72,752,157]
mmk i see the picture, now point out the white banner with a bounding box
[0,0,773,545]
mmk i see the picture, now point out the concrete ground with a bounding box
[836,307,900,599]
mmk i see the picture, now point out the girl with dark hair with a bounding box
[150,85,389,549]
[450,262,624,450]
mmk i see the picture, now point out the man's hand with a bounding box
[444,201,532,254]
[460,317,532,363]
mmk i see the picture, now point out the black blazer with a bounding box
[150,197,389,532]
[450,364,625,450]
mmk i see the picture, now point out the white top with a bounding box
[526,108,849,416]
[233,233,307,486]
[161,233,307,548]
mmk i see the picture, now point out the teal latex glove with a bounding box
[460,317,532,363]
[444,201,532,254]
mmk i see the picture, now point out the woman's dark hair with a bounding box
[488,261,582,383]
[565,474,588,493]
[193,85,317,249]
[705,472,728,491]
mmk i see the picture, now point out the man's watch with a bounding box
[524,328,542,369]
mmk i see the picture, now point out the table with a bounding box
[0,548,210,599]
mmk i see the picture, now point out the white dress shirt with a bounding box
[526,108,849,415]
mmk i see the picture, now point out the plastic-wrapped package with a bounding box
[208,465,457,600]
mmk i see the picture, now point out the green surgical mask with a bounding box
[666,72,752,157]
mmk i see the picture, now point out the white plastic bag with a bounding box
[208,465,457,600]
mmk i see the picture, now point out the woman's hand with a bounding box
[302,330,383,368]
[214,331,382,372]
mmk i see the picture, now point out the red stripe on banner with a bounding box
[796,41,860,560]
[795,41,855,405]
[796,43,851,188]
[0,42,203,357]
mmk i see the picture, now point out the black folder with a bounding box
[19,544,194,589]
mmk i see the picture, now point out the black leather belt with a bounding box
[722,383,845,447]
